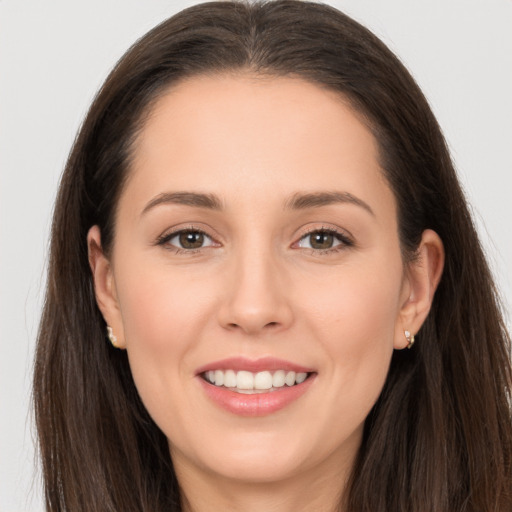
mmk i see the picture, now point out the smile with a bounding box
[196,358,316,416]
[202,369,310,393]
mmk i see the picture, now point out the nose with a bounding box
[217,247,294,336]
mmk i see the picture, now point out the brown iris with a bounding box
[179,231,205,249]
[309,231,334,249]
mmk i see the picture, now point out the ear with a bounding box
[87,225,126,349]
[394,229,445,349]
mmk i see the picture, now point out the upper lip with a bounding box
[195,357,315,375]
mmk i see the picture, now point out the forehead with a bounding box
[124,73,393,217]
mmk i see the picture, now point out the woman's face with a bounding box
[91,74,422,485]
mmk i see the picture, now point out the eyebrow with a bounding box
[284,191,375,216]
[141,192,223,215]
[141,190,374,217]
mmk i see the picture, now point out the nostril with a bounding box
[225,320,279,332]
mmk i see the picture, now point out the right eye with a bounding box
[298,230,340,250]
[158,229,216,251]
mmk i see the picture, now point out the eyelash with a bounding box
[155,228,216,254]
[155,226,354,255]
[295,227,354,255]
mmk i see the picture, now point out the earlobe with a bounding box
[394,229,445,350]
[87,226,126,349]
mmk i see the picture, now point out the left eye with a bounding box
[297,230,347,250]
[164,230,215,250]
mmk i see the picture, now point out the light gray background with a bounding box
[1,1,510,510]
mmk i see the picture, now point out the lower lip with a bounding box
[198,375,316,417]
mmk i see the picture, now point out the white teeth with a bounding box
[214,370,224,386]
[224,369,237,388]
[296,372,308,384]
[254,371,273,390]
[204,369,310,391]
[237,371,254,390]
[272,370,286,388]
[285,371,296,387]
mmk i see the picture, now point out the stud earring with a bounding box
[107,326,120,349]
[404,330,415,349]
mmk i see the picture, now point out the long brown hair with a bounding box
[34,1,512,510]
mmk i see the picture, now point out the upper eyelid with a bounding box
[157,224,220,242]
[299,227,344,237]
[294,224,353,241]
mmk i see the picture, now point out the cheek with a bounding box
[114,267,224,453]
[113,261,216,412]
[115,257,217,349]
[301,260,402,347]
[297,256,403,410]
[118,273,187,353]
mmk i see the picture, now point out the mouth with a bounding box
[196,358,316,416]
[201,369,312,394]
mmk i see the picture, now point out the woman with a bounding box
[33,1,512,511]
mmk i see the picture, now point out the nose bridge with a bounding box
[218,233,293,334]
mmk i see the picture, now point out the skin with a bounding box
[88,74,444,512]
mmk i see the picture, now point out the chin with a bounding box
[170,422,356,486]
[202,446,310,484]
